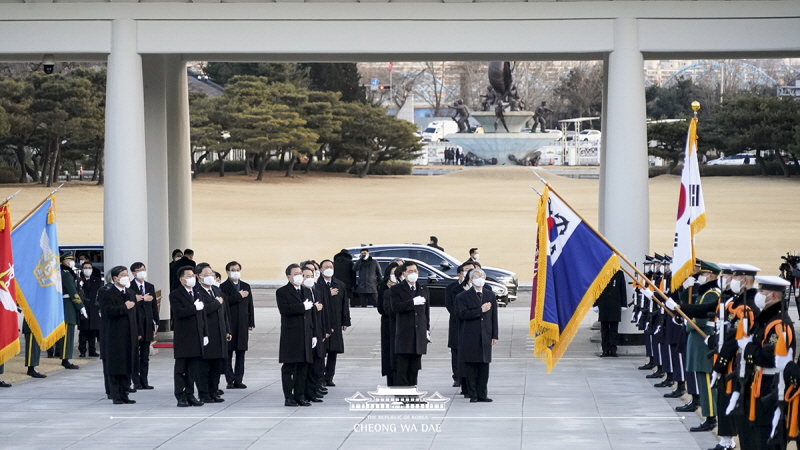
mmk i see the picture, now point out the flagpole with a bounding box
[11,184,64,232]
[0,190,21,207]
[532,171,707,338]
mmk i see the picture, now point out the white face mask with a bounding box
[322,268,334,278]
[473,254,479,260]
[472,277,486,288]
[174,257,181,262]
[202,276,215,286]
[83,269,92,277]
[303,277,316,288]
[754,292,768,310]
[67,260,75,269]
[213,280,220,287]
[229,271,241,281]
[718,276,728,289]
[136,271,147,281]
[292,274,304,286]
[697,275,708,285]
[314,270,321,280]
[185,277,196,288]
[118,276,131,288]
[390,274,397,283]
[406,272,419,283]
[730,279,742,293]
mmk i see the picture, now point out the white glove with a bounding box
[682,277,696,289]
[737,336,752,351]
[664,299,678,311]
[203,336,209,346]
[426,330,431,342]
[654,325,662,335]
[413,296,426,306]
[80,307,88,318]
[303,300,313,310]
[710,371,720,388]
[620,307,628,312]
[592,306,599,313]
[312,337,318,348]
[704,335,710,345]
[642,288,654,300]
[726,391,740,416]
[194,300,204,311]
[776,349,794,371]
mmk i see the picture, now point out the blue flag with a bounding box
[11,197,65,349]
[531,185,619,373]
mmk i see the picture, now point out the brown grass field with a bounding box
[1,166,799,281]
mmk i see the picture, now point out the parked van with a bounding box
[421,121,460,142]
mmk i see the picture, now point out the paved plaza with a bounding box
[1,290,721,450]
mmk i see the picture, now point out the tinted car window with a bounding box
[372,249,409,260]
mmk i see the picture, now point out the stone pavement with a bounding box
[0,290,720,450]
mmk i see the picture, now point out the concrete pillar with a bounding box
[602,18,649,338]
[103,19,147,270]
[165,56,192,253]
[598,53,609,235]
[143,54,170,321]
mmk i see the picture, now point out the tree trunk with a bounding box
[13,143,28,183]
[325,154,340,167]
[775,151,791,177]
[31,149,41,183]
[46,137,61,188]
[218,150,229,177]
[96,142,105,186]
[358,151,373,178]
[243,152,251,176]
[279,151,286,170]
[285,155,298,177]
[40,140,51,185]
[667,158,679,175]
[91,146,101,182]
[755,150,768,176]
[256,152,268,181]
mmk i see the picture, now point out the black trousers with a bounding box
[108,374,129,401]
[600,321,619,353]
[174,357,202,401]
[102,357,110,396]
[305,354,324,399]
[324,352,338,383]
[395,354,422,386]
[450,348,459,381]
[198,358,224,399]
[132,341,151,387]
[358,292,377,307]
[463,362,490,400]
[282,362,308,402]
[78,329,99,355]
[226,349,246,384]
[716,386,737,437]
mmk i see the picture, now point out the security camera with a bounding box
[42,54,55,74]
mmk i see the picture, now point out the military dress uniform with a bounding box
[58,255,85,368]
[22,319,46,378]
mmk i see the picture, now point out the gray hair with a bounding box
[470,268,486,280]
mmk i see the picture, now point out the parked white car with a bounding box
[706,153,757,165]
[579,129,602,142]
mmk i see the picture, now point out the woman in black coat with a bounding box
[378,262,402,385]
[456,270,499,402]
[98,266,138,403]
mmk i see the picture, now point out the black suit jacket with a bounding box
[170,286,207,359]
[445,281,465,349]
[195,284,230,360]
[131,280,159,342]
[391,282,430,355]
[221,279,254,351]
[276,283,313,364]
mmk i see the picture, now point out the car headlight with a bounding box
[491,285,507,296]
[495,275,515,284]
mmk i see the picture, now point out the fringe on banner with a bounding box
[0,338,20,367]
[691,212,707,237]
[533,254,620,373]
[15,284,65,351]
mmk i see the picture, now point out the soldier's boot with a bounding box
[664,381,686,398]
[654,373,674,387]
[690,416,717,432]
[675,395,700,412]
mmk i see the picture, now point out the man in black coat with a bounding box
[221,261,254,390]
[354,248,382,308]
[194,264,230,404]
[171,266,207,408]
[592,270,628,357]
[446,262,474,388]
[319,259,351,387]
[277,264,315,407]
[168,249,183,292]
[456,269,499,402]
[391,261,430,386]
[77,261,103,357]
[98,266,138,404]
[333,249,355,307]
[171,249,196,292]
[129,262,159,390]
[303,262,329,402]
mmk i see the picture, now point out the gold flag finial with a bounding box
[691,101,700,117]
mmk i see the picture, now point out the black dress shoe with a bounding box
[470,398,478,403]
[676,401,699,412]
[127,387,137,393]
[188,397,204,407]
[227,382,236,389]
[177,399,190,407]
[0,380,11,387]
[234,382,247,389]
[318,387,328,394]
[609,351,618,357]
[88,352,100,357]
[79,353,86,358]
[310,397,323,402]
[638,362,655,370]
[285,399,299,407]
[141,385,154,390]
[452,381,461,387]
[112,399,124,404]
[27,369,47,378]
[477,398,493,402]
[200,396,214,404]
[646,371,665,379]
[690,418,717,432]
[216,389,224,396]
[325,381,336,387]
[316,390,327,397]
[134,384,144,390]
[664,388,686,398]
[654,379,674,388]
[297,399,311,407]
[62,361,80,369]
[707,444,734,450]
[210,396,225,403]
[122,398,136,404]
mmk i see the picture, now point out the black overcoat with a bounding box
[391,282,430,355]
[354,257,382,294]
[220,279,254,351]
[195,285,230,360]
[170,287,207,359]
[98,286,137,375]
[131,280,159,343]
[276,283,314,364]
[77,274,103,331]
[456,287,499,364]
[319,277,350,353]
[593,270,628,322]
[445,281,465,349]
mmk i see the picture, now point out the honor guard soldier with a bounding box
[58,252,86,370]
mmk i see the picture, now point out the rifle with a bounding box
[727,296,751,415]
[768,306,792,448]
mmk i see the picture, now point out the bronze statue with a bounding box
[451,100,470,133]
[480,86,496,112]
[532,101,552,132]
[493,102,509,133]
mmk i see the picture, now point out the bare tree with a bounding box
[415,62,457,117]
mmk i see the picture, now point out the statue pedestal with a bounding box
[471,111,533,133]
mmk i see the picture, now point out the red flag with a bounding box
[0,204,20,366]
[389,62,394,73]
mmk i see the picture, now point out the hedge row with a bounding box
[648,161,799,178]
[199,159,413,176]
